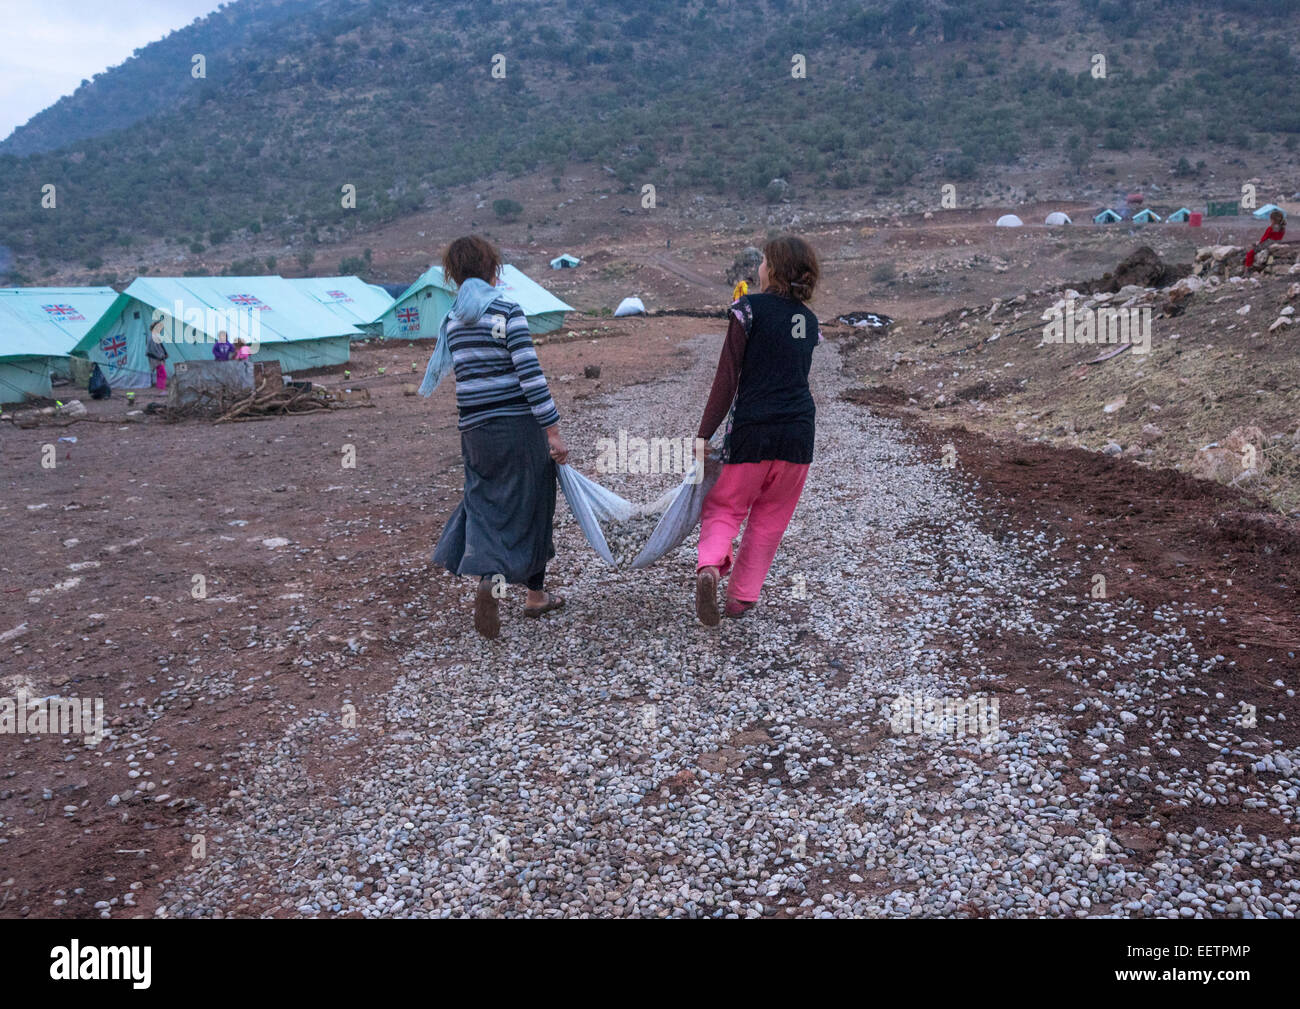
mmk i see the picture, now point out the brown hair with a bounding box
[442,235,502,286]
[1270,209,1286,228]
[763,235,820,301]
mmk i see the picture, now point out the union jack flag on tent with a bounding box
[99,333,127,367]
[396,306,420,331]
[42,304,85,322]
[228,294,270,311]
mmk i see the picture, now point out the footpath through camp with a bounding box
[3,322,1297,918]
[159,333,1298,918]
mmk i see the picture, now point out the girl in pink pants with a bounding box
[694,235,821,626]
[698,460,809,606]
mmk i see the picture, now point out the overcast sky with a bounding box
[0,0,221,140]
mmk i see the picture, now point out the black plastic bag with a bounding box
[88,364,111,400]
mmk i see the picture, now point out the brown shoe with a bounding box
[474,577,501,639]
[724,598,756,619]
[524,592,566,619]
[695,567,720,626]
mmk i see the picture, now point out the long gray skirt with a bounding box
[433,414,556,584]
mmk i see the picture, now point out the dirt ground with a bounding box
[845,388,1299,847]
[65,147,1294,323]
[5,157,1300,915]
[0,321,689,917]
[3,303,1298,916]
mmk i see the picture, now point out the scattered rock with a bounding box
[1193,426,1268,483]
[0,623,28,644]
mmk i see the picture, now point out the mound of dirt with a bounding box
[1093,245,1190,292]
[841,385,908,407]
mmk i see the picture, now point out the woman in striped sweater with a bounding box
[422,236,569,639]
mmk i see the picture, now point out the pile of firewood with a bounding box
[213,379,360,423]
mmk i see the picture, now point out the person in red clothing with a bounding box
[693,235,821,625]
[1244,209,1286,271]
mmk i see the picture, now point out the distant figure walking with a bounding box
[694,235,821,625]
[421,235,570,639]
[1244,208,1286,271]
[147,319,168,389]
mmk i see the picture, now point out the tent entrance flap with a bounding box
[90,304,155,389]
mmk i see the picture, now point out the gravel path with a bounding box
[159,335,1299,918]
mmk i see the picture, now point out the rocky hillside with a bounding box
[842,243,1300,514]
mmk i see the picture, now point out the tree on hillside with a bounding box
[1066,134,1091,175]
[492,199,523,221]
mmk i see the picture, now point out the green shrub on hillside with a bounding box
[492,199,523,221]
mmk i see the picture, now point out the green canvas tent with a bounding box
[1093,209,1122,224]
[550,254,580,269]
[1253,204,1285,220]
[0,287,119,403]
[72,276,358,388]
[289,276,394,336]
[1132,208,1162,223]
[1167,207,1192,222]
[380,264,574,339]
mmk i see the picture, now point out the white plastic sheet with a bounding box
[556,463,636,566]
[557,442,723,568]
[630,447,722,569]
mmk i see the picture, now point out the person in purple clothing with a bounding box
[212,330,235,361]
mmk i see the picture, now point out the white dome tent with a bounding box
[995,214,1024,227]
[1045,211,1072,226]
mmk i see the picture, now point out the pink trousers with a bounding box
[154,363,167,389]
[697,460,809,603]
